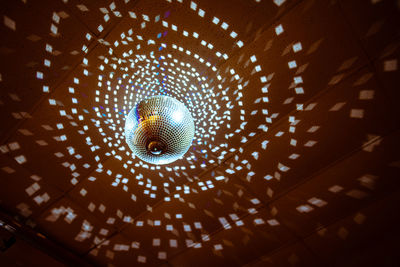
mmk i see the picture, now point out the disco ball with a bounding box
[125,95,195,165]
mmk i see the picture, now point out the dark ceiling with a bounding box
[0,0,399,266]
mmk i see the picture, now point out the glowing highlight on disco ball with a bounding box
[125,95,195,165]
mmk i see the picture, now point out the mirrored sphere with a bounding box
[125,95,195,165]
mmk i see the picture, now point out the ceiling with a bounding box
[0,0,399,266]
